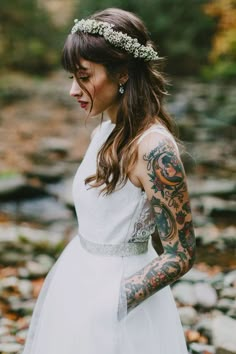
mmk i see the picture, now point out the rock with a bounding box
[196,316,214,341]
[200,197,236,219]
[0,276,19,290]
[216,299,236,313]
[39,137,72,154]
[188,179,236,198]
[212,315,236,354]
[25,163,68,183]
[18,267,30,278]
[0,343,22,352]
[209,273,225,291]
[182,268,210,283]
[35,254,54,272]
[0,326,9,336]
[194,283,218,308]
[0,225,65,246]
[47,178,74,208]
[172,282,197,306]
[227,308,236,319]
[9,298,36,315]
[15,329,28,341]
[195,224,220,246]
[221,288,236,300]
[220,227,236,248]
[189,342,215,354]
[0,174,25,197]
[0,174,48,201]
[0,252,30,265]
[178,306,198,326]
[1,197,73,224]
[18,280,33,299]
[224,270,236,287]
[26,256,54,277]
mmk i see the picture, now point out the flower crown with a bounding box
[71,19,159,62]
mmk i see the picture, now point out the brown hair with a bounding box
[62,8,176,194]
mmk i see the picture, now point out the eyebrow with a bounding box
[78,65,89,71]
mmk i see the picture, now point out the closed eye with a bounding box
[78,76,89,81]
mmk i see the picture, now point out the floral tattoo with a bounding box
[123,140,195,314]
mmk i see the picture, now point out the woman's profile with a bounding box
[22,8,196,354]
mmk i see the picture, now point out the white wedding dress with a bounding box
[22,120,188,354]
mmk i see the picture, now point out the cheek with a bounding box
[95,77,118,102]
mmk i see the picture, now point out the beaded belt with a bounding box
[79,233,148,257]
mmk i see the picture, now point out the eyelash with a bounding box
[79,76,89,81]
[68,75,89,82]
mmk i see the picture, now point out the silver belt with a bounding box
[79,234,148,257]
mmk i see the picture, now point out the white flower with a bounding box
[71,19,159,61]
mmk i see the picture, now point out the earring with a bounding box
[119,83,125,95]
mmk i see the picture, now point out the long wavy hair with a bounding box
[62,8,177,195]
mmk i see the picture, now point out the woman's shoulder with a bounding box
[136,122,180,159]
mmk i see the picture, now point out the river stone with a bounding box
[18,267,30,278]
[216,299,236,312]
[181,268,210,283]
[0,175,48,201]
[188,179,236,198]
[0,343,22,352]
[0,225,65,246]
[221,287,236,299]
[13,197,73,224]
[0,335,16,343]
[194,283,218,308]
[220,226,236,248]
[18,279,33,299]
[189,342,215,354]
[35,254,54,272]
[178,306,198,326]
[16,329,28,341]
[212,315,236,354]
[195,316,214,341]
[0,174,25,196]
[172,282,197,306]
[194,223,220,246]
[209,273,225,291]
[0,326,9,336]
[200,196,236,218]
[0,276,19,289]
[39,137,72,154]
[10,299,36,314]
[26,257,54,277]
[25,163,67,183]
[47,177,74,207]
[224,270,236,287]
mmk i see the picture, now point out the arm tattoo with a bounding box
[124,141,196,312]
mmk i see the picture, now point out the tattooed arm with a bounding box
[125,132,196,312]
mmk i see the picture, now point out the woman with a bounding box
[22,8,196,354]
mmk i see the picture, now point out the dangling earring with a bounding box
[119,83,125,95]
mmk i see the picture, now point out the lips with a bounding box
[78,100,88,109]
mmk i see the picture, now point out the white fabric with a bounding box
[22,120,188,354]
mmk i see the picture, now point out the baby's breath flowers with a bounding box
[71,19,159,62]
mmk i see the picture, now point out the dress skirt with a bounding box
[22,235,188,354]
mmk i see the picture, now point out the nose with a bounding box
[70,78,83,97]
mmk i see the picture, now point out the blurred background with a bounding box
[0,1,236,353]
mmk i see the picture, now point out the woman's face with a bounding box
[69,58,120,121]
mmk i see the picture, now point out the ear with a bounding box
[118,71,129,85]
